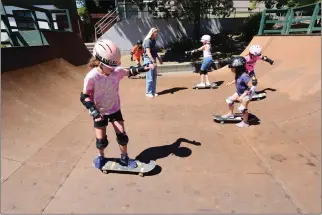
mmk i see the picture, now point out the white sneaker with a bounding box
[196,83,206,88]
[205,82,211,86]
[146,94,154,97]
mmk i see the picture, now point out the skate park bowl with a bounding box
[1,33,321,213]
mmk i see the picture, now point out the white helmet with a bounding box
[249,45,262,56]
[92,39,121,68]
[200,35,211,43]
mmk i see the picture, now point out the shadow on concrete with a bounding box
[136,138,201,163]
[256,87,277,94]
[157,87,188,96]
[248,113,261,126]
[133,137,201,177]
[214,80,225,87]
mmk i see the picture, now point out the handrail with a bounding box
[96,11,117,33]
[258,1,321,35]
[96,14,118,35]
[94,9,119,41]
[94,9,116,28]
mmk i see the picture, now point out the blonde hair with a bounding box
[143,27,159,47]
[88,56,100,69]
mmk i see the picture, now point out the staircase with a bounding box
[94,9,119,41]
[84,9,120,53]
[85,42,95,53]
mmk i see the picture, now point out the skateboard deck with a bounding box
[251,92,266,101]
[128,75,146,79]
[193,83,218,90]
[213,113,243,124]
[100,158,156,177]
[213,113,257,124]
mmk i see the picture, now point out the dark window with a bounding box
[13,10,36,30]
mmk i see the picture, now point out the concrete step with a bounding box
[85,43,95,53]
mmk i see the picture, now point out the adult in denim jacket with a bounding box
[142,28,163,97]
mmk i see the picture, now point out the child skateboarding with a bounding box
[221,56,255,128]
[80,39,151,170]
[244,45,274,93]
[185,35,213,88]
[131,40,144,66]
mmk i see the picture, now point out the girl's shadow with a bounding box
[135,138,201,176]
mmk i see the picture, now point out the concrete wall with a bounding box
[99,17,246,52]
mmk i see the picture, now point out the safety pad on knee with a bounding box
[226,97,234,107]
[116,132,129,146]
[238,104,248,114]
[96,135,109,150]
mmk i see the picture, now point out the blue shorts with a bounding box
[200,57,213,71]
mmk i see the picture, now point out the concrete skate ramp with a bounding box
[1,35,320,214]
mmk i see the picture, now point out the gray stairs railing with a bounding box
[94,9,120,41]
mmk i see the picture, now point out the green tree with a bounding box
[139,0,234,39]
[249,0,320,9]
[76,0,99,24]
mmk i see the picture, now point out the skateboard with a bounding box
[235,92,267,103]
[128,74,146,79]
[193,83,218,90]
[100,158,156,177]
[213,113,243,124]
[251,92,266,101]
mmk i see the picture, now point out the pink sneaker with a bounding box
[236,121,249,128]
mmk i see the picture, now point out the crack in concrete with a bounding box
[40,137,95,214]
[237,129,304,214]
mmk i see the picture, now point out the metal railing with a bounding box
[94,9,119,41]
[1,2,72,47]
[258,2,321,35]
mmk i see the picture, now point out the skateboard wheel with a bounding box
[102,170,108,174]
[138,173,144,177]
[220,121,224,124]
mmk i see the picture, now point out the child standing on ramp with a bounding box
[185,35,213,88]
[221,56,255,128]
[244,45,274,93]
[80,39,151,169]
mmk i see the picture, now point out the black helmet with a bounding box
[137,40,143,45]
[228,56,246,68]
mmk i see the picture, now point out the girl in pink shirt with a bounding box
[80,39,151,170]
[244,45,274,96]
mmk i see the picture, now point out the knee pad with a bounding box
[116,132,129,146]
[226,97,234,107]
[96,135,109,150]
[238,104,248,114]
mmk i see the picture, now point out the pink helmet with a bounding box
[92,39,121,68]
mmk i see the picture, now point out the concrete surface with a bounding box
[1,35,321,214]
